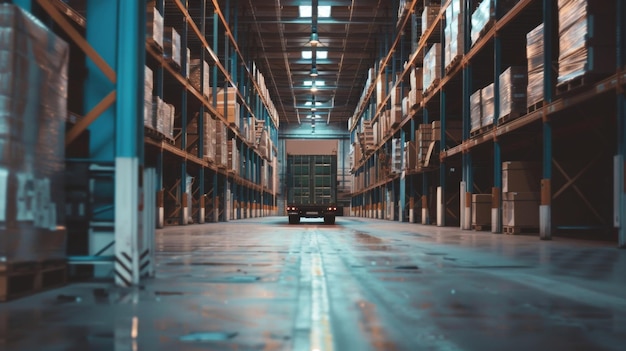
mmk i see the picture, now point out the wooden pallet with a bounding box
[146,39,163,53]
[445,55,462,74]
[527,101,543,114]
[0,259,67,302]
[556,75,591,95]
[497,110,525,125]
[478,19,496,39]
[423,79,441,97]
[503,226,539,235]
[469,125,492,138]
[472,224,491,231]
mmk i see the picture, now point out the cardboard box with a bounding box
[503,192,540,227]
[472,194,492,226]
[502,161,540,192]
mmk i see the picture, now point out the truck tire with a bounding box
[324,215,335,225]
[289,215,300,224]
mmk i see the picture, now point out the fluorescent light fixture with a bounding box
[304,101,324,107]
[299,6,332,18]
[302,51,327,60]
[310,67,318,77]
[309,32,320,47]
[304,80,325,86]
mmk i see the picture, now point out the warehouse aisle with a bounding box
[2,217,626,350]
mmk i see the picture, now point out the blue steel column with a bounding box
[422,108,430,224]
[540,0,554,240]
[211,5,220,222]
[461,0,474,231]
[180,0,189,225]
[492,34,502,233]
[439,91,446,227]
[155,0,165,228]
[115,0,145,286]
[399,129,406,221]
[13,0,31,11]
[198,0,207,224]
[617,0,626,247]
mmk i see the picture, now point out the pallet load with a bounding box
[470,89,482,134]
[203,113,216,163]
[189,59,210,96]
[444,0,463,70]
[404,141,418,171]
[472,194,492,230]
[212,87,240,130]
[423,43,442,94]
[470,0,493,45]
[421,5,440,37]
[416,124,433,167]
[498,66,527,123]
[144,66,154,128]
[502,161,540,233]
[152,96,164,133]
[481,82,495,128]
[215,120,229,168]
[163,27,181,67]
[146,2,163,50]
[0,4,69,300]
[526,23,544,110]
[409,67,423,107]
[556,0,616,93]
[227,138,239,175]
[390,138,403,174]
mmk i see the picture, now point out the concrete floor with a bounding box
[2,217,626,350]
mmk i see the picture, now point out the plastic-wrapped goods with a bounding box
[444,0,464,69]
[423,43,442,92]
[153,96,164,133]
[163,27,181,67]
[203,113,216,163]
[391,138,403,174]
[144,66,154,128]
[213,87,240,130]
[215,121,229,167]
[404,141,417,171]
[227,139,239,174]
[471,0,492,45]
[557,0,616,85]
[421,6,440,37]
[498,66,527,120]
[526,23,544,107]
[146,2,163,49]
[185,48,191,78]
[481,83,495,127]
[0,4,69,262]
[470,89,482,132]
[159,102,175,139]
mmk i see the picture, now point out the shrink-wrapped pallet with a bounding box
[189,59,210,96]
[557,0,616,86]
[423,44,442,92]
[481,83,495,127]
[163,27,181,67]
[470,89,482,132]
[146,2,163,49]
[203,113,216,163]
[421,6,440,37]
[144,66,154,128]
[444,0,464,69]
[0,4,69,262]
[498,66,527,120]
[526,23,544,107]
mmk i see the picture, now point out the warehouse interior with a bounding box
[1,0,626,349]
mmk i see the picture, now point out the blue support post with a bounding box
[492,35,502,233]
[198,0,207,224]
[399,129,406,222]
[422,108,430,224]
[13,0,31,11]
[180,0,189,225]
[115,0,146,286]
[617,0,626,247]
[540,0,554,240]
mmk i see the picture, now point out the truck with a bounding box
[286,154,338,225]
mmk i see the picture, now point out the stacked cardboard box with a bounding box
[423,43,442,93]
[203,113,216,163]
[527,23,544,107]
[472,194,491,228]
[404,141,418,171]
[421,5,440,37]
[146,3,163,50]
[163,27,181,67]
[227,138,239,174]
[432,120,462,144]
[499,66,527,120]
[470,89,482,133]
[502,161,540,230]
[416,124,433,167]
[144,66,154,128]
[212,87,240,130]
[481,82,495,128]
[215,120,228,167]
[391,138,403,174]
[152,96,164,133]
[189,59,210,96]
[409,67,423,108]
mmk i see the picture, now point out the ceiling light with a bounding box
[310,67,318,77]
[309,32,320,47]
